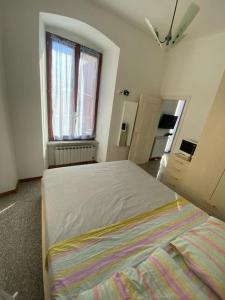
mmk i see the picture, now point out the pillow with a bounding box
[78,248,208,299]
[171,216,225,300]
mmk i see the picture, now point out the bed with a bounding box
[42,160,225,300]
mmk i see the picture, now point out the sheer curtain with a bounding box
[76,50,99,139]
[51,37,76,140]
[49,35,100,140]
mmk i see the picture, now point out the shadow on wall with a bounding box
[39,12,120,166]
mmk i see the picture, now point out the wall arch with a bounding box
[39,12,120,164]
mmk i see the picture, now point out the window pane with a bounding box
[51,39,76,140]
[76,52,99,139]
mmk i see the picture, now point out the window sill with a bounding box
[47,140,98,146]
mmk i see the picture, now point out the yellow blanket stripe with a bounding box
[48,198,187,257]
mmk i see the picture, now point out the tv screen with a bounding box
[158,114,178,129]
[180,139,197,156]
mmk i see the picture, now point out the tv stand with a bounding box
[162,153,190,191]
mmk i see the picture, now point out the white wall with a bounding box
[39,17,49,170]
[106,37,165,161]
[161,31,225,152]
[96,48,119,161]
[1,0,165,178]
[0,24,18,193]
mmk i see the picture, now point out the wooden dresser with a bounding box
[162,153,190,192]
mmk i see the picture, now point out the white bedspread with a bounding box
[42,160,178,249]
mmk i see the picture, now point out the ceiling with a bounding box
[93,0,225,39]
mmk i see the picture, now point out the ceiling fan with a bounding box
[145,0,200,48]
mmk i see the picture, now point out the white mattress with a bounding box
[42,160,178,249]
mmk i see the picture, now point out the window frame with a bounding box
[46,32,102,141]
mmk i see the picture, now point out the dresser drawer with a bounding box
[163,153,190,189]
[163,171,180,185]
[168,155,188,168]
[173,154,189,164]
[167,154,189,171]
[168,165,188,178]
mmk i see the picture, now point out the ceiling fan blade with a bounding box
[145,17,163,48]
[170,34,187,47]
[172,2,200,44]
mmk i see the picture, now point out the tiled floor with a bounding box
[140,159,161,177]
[139,154,169,181]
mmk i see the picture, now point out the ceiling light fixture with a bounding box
[145,0,200,48]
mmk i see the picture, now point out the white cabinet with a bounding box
[177,71,225,209]
[210,170,225,207]
[163,153,190,191]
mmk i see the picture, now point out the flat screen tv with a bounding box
[180,139,197,156]
[158,114,178,129]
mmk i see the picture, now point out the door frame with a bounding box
[159,95,191,153]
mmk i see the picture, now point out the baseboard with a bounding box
[149,157,162,161]
[0,181,19,197]
[0,176,42,197]
[19,176,42,183]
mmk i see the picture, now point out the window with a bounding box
[46,33,102,141]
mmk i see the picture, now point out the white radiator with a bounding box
[54,145,96,166]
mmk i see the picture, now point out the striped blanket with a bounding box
[47,198,208,299]
[171,216,225,299]
[78,248,218,300]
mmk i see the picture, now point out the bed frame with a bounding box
[41,186,50,300]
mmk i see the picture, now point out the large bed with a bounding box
[42,160,225,300]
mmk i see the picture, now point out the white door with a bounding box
[128,94,161,164]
